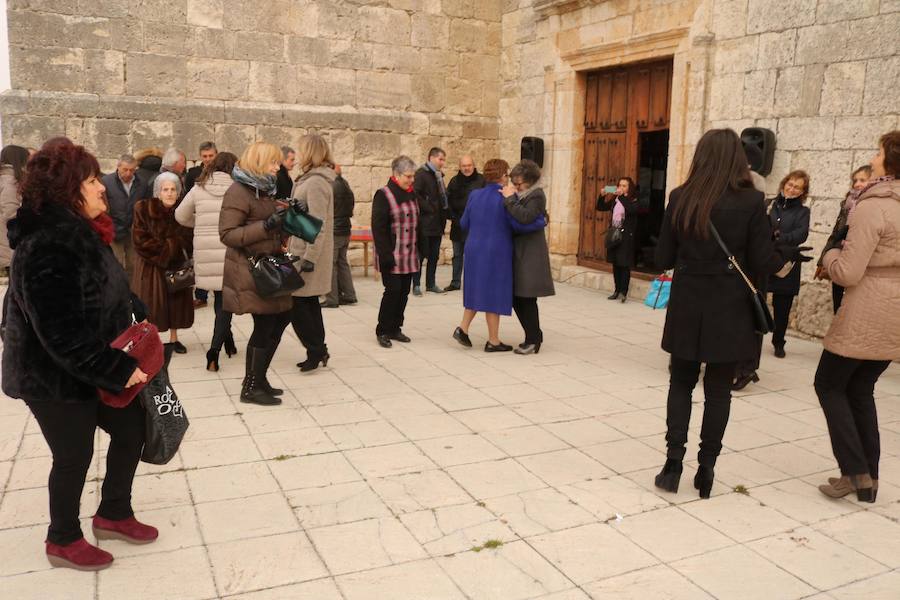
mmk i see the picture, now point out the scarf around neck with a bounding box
[89,212,115,245]
[846,175,896,216]
[232,165,277,197]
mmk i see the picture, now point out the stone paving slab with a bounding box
[1,266,899,600]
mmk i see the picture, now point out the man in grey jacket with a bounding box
[322,165,358,308]
[101,154,147,279]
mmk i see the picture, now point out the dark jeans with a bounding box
[29,399,145,545]
[291,296,327,357]
[832,283,845,314]
[815,350,890,479]
[664,357,736,467]
[413,235,442,289]
[248,311,290,349]
[195,288,208,302]
[613,265,631,294]
[325,234,357,305]
[771,293,794,347]
[512,296,542,344]
[210,291,234,352]
[377,272,413,336]
[450,240,465,287]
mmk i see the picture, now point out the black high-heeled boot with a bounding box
[654,459,683,493]
[299,346,330,373]
[206,349,220,372]
[694,465,715,499]
[224,333,237,358]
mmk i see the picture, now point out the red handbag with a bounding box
[99,321,165,408]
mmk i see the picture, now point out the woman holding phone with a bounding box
[597,177,639,302]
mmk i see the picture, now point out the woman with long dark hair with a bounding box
[0,144,30,272]
[176,151,239,371]
[596,176,639,301]
[2,138,156,571]
[653,129,810,499]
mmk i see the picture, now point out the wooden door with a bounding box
[649,64,672,129]
[630,67,651,131]
[578,132,626,264]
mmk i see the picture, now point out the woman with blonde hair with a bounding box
[219,142,292,405]
[288,134,336,372]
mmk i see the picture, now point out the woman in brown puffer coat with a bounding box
[131,172,194,352]
[219,142,292,406]
[815,131,900,504]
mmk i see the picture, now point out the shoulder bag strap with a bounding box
[708,222,759,294]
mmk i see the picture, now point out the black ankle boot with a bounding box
[694,465,715,499]
[240,346,281,406]
[654,459,683,493]
[206,349,220,372]
[299,347,330,373]
[607,291,619,300]
[224,333,237,358]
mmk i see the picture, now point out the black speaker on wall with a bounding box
[521,137,545,168]
[740,127,776,176]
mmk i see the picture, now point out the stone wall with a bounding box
[1,0,503,239]
[501,0,899,337]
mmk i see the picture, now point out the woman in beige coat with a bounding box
[288,134,335,372]
[176,151,238,372]
[219,142,292,406]
[816,130,900,503]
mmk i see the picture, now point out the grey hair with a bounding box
[281,145,295,159]
[117,154,137,166]
[391,155,417,176]
[198,141,217,153]
[153,171,182,198]
[161,147,184,169]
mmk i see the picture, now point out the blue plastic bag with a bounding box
[644,275,671,309]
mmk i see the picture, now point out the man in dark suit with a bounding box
[184,141,218,195]
[102,154,147,280]
[412,147,448,295]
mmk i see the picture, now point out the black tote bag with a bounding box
[140,345,189,465]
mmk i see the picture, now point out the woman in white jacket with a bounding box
[176,152,238,371]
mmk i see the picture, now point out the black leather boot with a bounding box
[259,341,284,396]
[694,465,715,499]
[654,459,683,493]
[240,346,281,406]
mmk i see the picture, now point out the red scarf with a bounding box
[391,176,413,192]
[88,212,115,245]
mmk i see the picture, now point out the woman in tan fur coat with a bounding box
[816,131,900,504]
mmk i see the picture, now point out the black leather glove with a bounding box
[300,259,315,272]
[289,197,309,213]
[834,225,849,245]
[263,207,286,231]
[779,244,814,263]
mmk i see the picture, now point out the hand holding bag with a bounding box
[164,250,195,293]
[282,200,323,243]
[605,225,624,249]
[140,345,189,465]
[99,320,165,408]
[246,251,305,298]
[709,222,774,335]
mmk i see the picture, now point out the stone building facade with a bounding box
[1,0,898,337]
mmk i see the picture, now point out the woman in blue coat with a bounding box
[452,159,545,352]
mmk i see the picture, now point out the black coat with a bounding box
[656,186,789,363]
[275,165,294,200]
[597,194,639,267]
[767,195,810,296]
[372,178,427,270]
[414,166,447,237]
[136,155,161,193]
[2,204,142,404]
[101,171,148,241]
[332,175,355,237]
[447,170,485,242]
[184,164,203,195]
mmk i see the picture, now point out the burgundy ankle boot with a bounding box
[92,515,159,545]
[46,537,114,571]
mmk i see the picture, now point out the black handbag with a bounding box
[164,250,195,293]
[709,223,774,335]
[605,225,624,249]
[246,252,305,298]
[140,345,189,465]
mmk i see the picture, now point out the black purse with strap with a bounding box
[709,222,774,335]
[244,251,305,298]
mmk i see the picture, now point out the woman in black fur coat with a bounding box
[1,138,159,571]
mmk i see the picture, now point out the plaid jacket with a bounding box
[374,184,420,275]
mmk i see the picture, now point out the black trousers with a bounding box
[815,350,890,479]
[771,293,794,347]
[735,333,763,379]
[613,265,631,294]
[29,399,145,545]
[664,357,736,467]
[412,235,442,289]
[210,291,234,352]
[291,296,327,357]
[832,283,845,314]
[512,296,542,344]
[377,272,413,336]
[248,311,290,349]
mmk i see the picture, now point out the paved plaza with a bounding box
[1,267,899,600]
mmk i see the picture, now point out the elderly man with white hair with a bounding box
[147,147,187,194]
[101,154,148,278]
